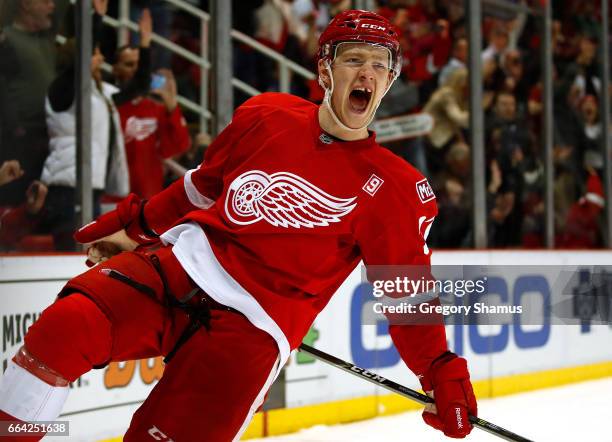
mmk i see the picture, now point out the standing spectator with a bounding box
[119,69,190,199]
[438,38,468,87]
[0,0,59,206]
[566,35,600,100]
[423,67,469,172]
[485,92,529,246]
[555,34,600,148]
[576,94,602,169]
[482,27,509,63]
[500,49,529,107]
[486,92,530,164]
[429,141,471,248]
[113,23,190,199]
[40,0,130,250]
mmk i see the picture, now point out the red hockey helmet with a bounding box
[318,9,402,78]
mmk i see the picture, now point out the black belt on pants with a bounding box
[107,252,243,364]
[164,291,242,364]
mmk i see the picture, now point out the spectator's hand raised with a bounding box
[92,0,108,16]
[153,68,178,111]
[488,160,502,194]
[25,181,48,215]
[0,160,24,186]
[139,8,152,48]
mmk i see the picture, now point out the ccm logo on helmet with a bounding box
[361,23,386,31]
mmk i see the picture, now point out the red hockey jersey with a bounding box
[145,93,447,374]
[118,98,191,199]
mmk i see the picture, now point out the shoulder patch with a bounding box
[415,178,435,203]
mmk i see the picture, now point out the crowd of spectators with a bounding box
[222,0,608,249]
[154,0,608,249]
[0,0,608,252]
[0,0,190,251]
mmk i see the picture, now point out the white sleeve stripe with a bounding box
[0,361,69,421]
[184,168,215,209]
[232,357,281,441]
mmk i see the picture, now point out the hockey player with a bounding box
[0,10,477,441]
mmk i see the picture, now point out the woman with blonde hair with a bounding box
[424,66,469,151]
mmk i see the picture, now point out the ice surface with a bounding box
[249,377,612,441]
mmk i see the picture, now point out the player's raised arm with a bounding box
[355,169,477,438]
[73,106,245,262]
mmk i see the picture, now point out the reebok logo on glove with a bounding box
[455,407,463,429]
[420,352,477,438]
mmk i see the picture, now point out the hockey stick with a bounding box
[298,344,534,442]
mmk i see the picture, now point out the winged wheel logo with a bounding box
[225,170,357,228]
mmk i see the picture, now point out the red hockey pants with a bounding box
[21,246,280,441]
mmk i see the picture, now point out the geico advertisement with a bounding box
[284,260,612,407]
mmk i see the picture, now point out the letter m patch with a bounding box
[416,178,435,203]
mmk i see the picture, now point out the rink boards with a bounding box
[1,251,611,440]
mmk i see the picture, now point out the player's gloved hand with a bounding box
[421,352,477,438]
[74,193,159,266]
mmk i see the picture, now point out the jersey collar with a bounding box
[311,106,378,150]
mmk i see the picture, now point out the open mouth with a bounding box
[348,87,372,114]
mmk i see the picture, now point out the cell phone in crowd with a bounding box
[150,73,166,90]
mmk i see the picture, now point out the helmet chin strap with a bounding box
[319,60,396,133]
